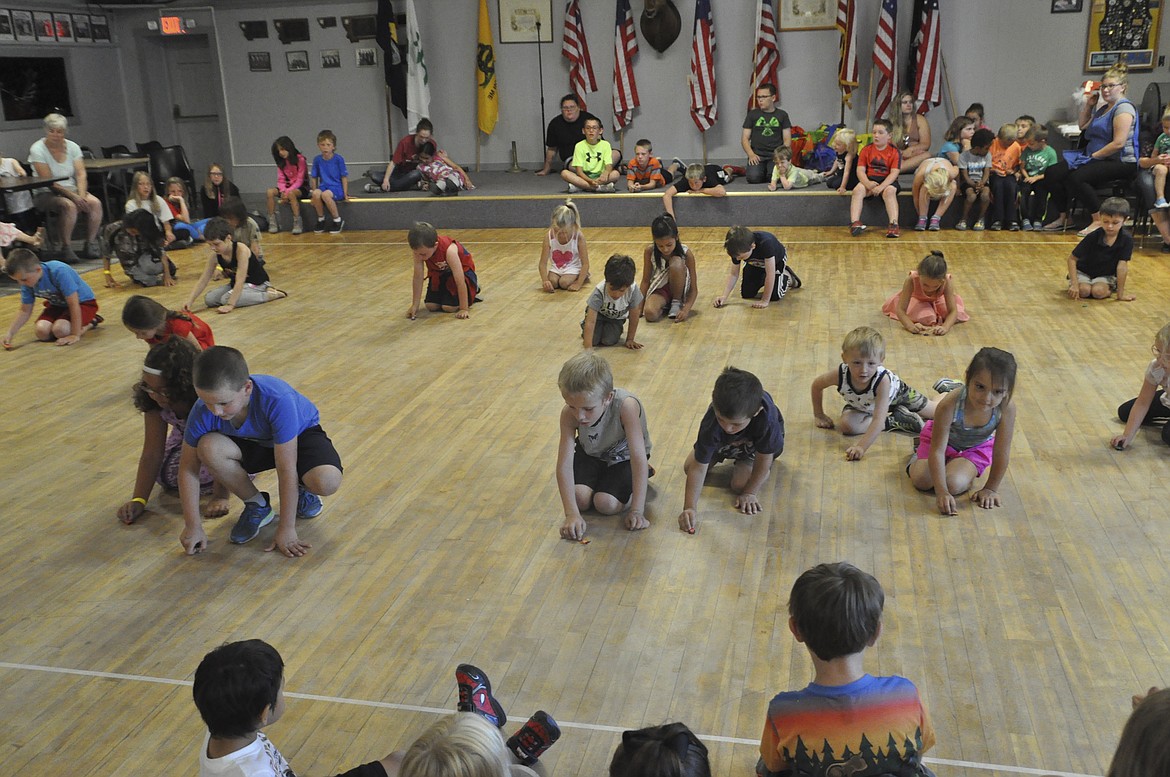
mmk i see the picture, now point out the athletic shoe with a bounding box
[1021,219,1033,231]
[850,221,866,237]
[1156,198,1169,209]
[671,157,686,174]
[933,378,963,394]
[428,182,443,196]
[229,493,274,544]
[914,217,927,231]
[456,664,507,728]
[602,182,616,193]
[364,182,381,193]
[567,184,582,193]
[1162,242,1170,253]
[313,219,327,233]
[331,218,345,234]
[885,405,925,434]
[989,221,1002,231]
[886,223,900,238]
[296,485,323,519]
[507,711,562,766]
[89,314,104,330]
[928,216,941,231]
[972,220,985,231]
[955,220,967,231]
[668,299,681,319]
[1008,222,1020,231]
[783,266,802,289]
[291,217,304,235]
[267,215,278,233]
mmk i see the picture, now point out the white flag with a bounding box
[404,0,431,131]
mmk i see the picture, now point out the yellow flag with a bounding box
[476,0,499,134]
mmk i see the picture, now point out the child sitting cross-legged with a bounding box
[757,562,937,777]
[810,326,937,461]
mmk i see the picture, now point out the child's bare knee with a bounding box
[1091,284,1112,299]
[574,486,593,511]
[593,493,623,514]
[34,321,54,340]
[303,466,342,497]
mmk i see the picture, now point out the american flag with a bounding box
[836,0,859,107]
[689,0,718,131]
[912,0,941,113]
[562,0,598,110]
[748,0,779,110]
[871,0,897,119]
[612,0,640,131]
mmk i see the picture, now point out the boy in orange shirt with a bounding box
[988,123,1022,231]
[849,119,902,238]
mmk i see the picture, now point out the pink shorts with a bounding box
[914,420,995,476]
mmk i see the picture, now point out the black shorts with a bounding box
[863,179,901,195]
[424,270,480,308]
[573,442,642,503]
[235,425,343,478]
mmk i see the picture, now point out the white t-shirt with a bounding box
[199,731,293,777]
[28,137,83,191]
[1144,360,1170,409]
[125,194,174,222]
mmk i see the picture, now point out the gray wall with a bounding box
[6,1,1170,194]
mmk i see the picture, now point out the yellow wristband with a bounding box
[131,497,147,506]
[103,270,112,275]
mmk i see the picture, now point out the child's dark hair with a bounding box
[418,140,437,157]
[723,226,754,257]
[788,562,884,662]
[609,723,711,777]
[415,117,434,134]
[1024,125,1048,143]
[271,135,302,167]
[971,128,995,149]
[872,118,893,133]
[203,217,233,243]
[193,639,284,739]
[1016,114,1036,125]
[635,138,652,152]
[711,366,763,420]
[4,248,39,275]
[133,337,200,413]
[918,250,947,280]
[1100,196,1131,218]
[317,129,337,145]
[124,208,166,246]
[122,294,192,332]
[219,196,248,225]
[408,221,439,249]
[964,102,985,120]
[651,213,680,241]
[965,347,1018,402]
[604,254,636,289]
[1107,689,1170,777]
[943,115,974,141]
[194,345,250,391]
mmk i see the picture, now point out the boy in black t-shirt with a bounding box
[1066,197,1135,302]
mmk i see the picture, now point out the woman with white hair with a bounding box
[29,113,103,260]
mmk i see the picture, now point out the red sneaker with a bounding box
[507,711,561,765]
[456,664,507,727]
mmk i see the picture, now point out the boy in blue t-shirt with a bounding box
[178,346,343,557]
[310,129,349,234]
[3,249,102,348]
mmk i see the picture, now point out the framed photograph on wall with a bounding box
[321,49,341,69]
[0,11,14,43]
[778,0,835,31]
[34,11,55,41]
[90,15,110,43]
[286,50,309,72]
[53,13,73,42]
[1052,0,1084,11]
[12,10,34,42]
[1085,0,1161,71]
[72,14,92,42]
[498,0,553,43]
[356,47,377,67]
[248,51,271,72]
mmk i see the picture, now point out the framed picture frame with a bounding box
[12,10,34,41]
[72,14,92,42]
[34,11,55,41]
[778,0,835,31]
[0,11,14,43]
[321,49,341,69]
[356,47,378,67]
[1052,0,1084,11]
[498,0,553,44]
[89,15,110,43]
[1084,0,1161,71]
[285,50,309,72]
[52,13,73,42]
[248,51,271,72]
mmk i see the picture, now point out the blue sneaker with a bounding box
[229,493,273,544]
[297,485,323,519]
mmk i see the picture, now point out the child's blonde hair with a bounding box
[551,199,582,232]
[559,351,614,397]
[684,164,705,181]
[918,249,947,280]
[923,167,952,199]
[996,123,1017,144]
[399,714,510,777]
[772,146,793,164]
[130,171,165,219]
[842,326,885,359]
[1154,322,1170,352]
[829,128,856,151]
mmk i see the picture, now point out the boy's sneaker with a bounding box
[506,711,562,766]
[914,217,927,231]
[1008,222,1020,231]
[89,314,104,330]
[933,378,963,394]
[989,221,1001,231]
[955,220,967,231]
[267,215,278,233]
[364,182,382,193]
[668,299,682,319]
[973,219,985,231]
[850,221,866,237]
[1021,219,1033,231]
[886,223,900,238]
[671,157,686,174]
[292,216,304,235]
[331,218,345,234]
[783,266,802,289]
[601,182,616,193]
[456,664,506,727]
[229,493,274,544]
[296,485,323,519]
[567,183,582,193]
[1156,197,1169,208]
[885,405,925,434]
[313,219,327,233]
[928,215,941,231]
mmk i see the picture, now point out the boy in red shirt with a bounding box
[849,119,903,238]
[406,221,479,320]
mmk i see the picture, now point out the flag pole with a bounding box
[940,53,957,119]
[476,132,481,173]
[701,132,708,165]
[866,64,875,123]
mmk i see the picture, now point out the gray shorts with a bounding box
[1075,271,1117,290]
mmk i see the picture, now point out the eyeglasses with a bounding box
[136,381,173,399]
[1101,82,1123,90]
[208,171,224,177]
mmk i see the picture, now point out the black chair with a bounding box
[136,140,164,154]
[148,145,197,200]
[101,144,131,158]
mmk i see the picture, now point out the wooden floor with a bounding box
[1,223,1167,777]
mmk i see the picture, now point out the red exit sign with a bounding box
[160,15,187,35]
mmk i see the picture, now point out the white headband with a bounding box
[142,365,163,376]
